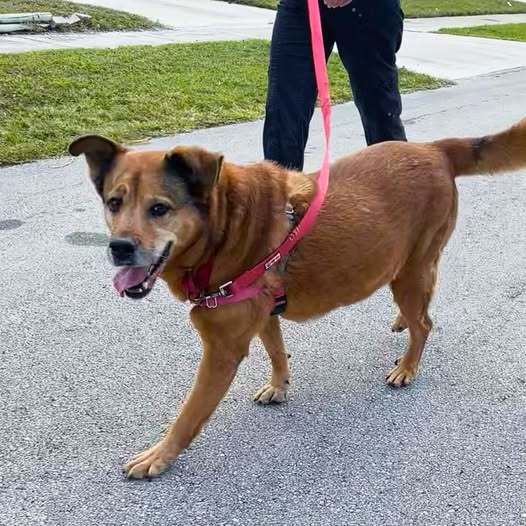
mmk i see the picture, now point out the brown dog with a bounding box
[69,117,526,479]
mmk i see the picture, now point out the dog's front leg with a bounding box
[124,339,245,479]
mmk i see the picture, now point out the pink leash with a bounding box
[184,0,332,308]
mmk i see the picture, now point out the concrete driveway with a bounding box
[1,68,525,525]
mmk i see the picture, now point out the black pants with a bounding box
[263,0,407,170]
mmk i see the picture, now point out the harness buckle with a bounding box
[218,281,233,297]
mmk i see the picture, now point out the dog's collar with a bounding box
[181,256,214,302]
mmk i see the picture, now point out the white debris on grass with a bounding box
[0,11,90,33]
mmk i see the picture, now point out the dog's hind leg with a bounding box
[386,198,457,387]
[254,316,290,404]
[386,257,438,387]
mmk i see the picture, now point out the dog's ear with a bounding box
[164,146,224,201]
[69,135,126,197]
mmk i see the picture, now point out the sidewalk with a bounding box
[4,12,526,55]
[3,5,526,80]
[68,0,277,27]
[0,26,273,54]
[400,32,526,78]
[65,0,526,30]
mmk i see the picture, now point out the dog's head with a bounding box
[69,135,223,299]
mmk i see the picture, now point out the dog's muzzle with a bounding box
[109,237,137,267]
[112,242,173,299]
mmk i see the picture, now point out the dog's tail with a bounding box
[435,117,526,177]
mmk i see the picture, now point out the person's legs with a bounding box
[263,0,334,170]
[326,0,407,145]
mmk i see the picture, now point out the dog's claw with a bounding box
[386,362,417,387]
[391,314,408,333]
[253,383,288,404]
[123,441,176,480]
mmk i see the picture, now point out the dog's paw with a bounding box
[123,441,177,479]
[253,383,288,404]
[386,362,417,387]
[391,314,407,333]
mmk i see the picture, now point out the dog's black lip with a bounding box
[124,286,152,300]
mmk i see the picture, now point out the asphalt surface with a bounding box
[1,70,526,525]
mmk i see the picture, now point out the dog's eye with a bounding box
[106,197,122,213]
[149,203,170,218]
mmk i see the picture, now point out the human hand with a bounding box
[323,0,353,8]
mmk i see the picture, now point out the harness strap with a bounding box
[183,0,331,309]
[181,257,213,299]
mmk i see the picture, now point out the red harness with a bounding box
[182,0,332,310]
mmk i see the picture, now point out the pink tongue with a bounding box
[113,267,148,295]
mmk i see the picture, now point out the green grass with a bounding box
[221,0,526,17]
[402,0,526,17]
[223,0,276,7]
[0,0,160,32]
[0,40,448,165]
[439,23,526,42]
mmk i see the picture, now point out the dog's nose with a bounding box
[109,237,136,265]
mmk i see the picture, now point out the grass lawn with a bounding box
[402,0,526,17]
[0,0,159,32]
[439,23,526,42]
[0,40,448,165]
[221,0,526,17]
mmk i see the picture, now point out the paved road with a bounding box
[1,68,525,525]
